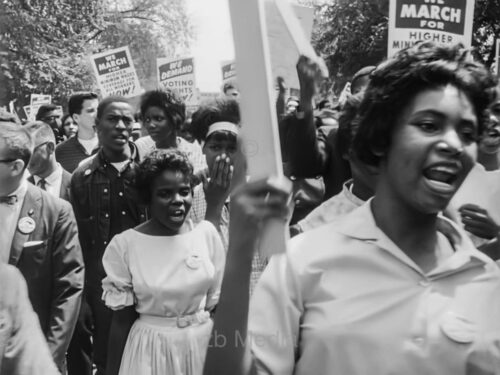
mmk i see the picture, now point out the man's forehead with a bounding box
[104,102,133,115]
[82,98,98,108]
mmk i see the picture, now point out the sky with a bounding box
[185,0,235,93]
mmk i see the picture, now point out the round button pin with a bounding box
[18,217,36,234]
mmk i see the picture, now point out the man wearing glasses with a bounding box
[70,96,147,375]
[56,92,99,173]
[24,121,71,201]
[35,104,64,144]
[0,121,84,373]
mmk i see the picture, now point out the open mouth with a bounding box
[169,209,185,222]
[422,165,460,193]
[114,134,128,144]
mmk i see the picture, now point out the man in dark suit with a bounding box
[25,121,71,201]
[0,122,84,372]
[0,264,59,374]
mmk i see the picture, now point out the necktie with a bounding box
[0,195,17,205]
[37,178,47,191]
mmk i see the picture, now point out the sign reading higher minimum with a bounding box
[388,0,475,57]
[90,46,142,98]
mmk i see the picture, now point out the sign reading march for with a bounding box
[388,0,475,57]
[90,46,142,98]
[157,57,198,106]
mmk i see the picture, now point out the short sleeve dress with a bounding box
[102,220,225,375]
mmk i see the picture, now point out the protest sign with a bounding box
[157,57,198,107]
[199,91,221,103]
[388,0,475,57]
[496,39,500,77]
[29,94,51,121]
[221,60,236,85]
[229,0,321,255]
[23,105,31,119]
[265,1,315,91]
[90,46,142,98]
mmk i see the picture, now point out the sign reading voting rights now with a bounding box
[388,0,475,57]
[157,57,198,106]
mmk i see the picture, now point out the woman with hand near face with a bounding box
[103,149,225,375]
[204,42,500,375]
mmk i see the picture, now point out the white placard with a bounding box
[388,0,475,57]
[221,60,237,85]
[229,0,297,256]
[265,1,315,91]
[29,94,52,121]
[90,46,142,98]
[157,57,198,107]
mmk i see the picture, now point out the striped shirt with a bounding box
[55,136,99,173]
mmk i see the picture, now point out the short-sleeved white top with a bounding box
[249,201,500,375]
[134,136,207,174]
[102,220,225,316]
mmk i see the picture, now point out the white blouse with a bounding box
[102,220,225,316]
[249,202,500,375]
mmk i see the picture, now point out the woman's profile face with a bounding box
[381,84,478,214]
[143,106,175,145]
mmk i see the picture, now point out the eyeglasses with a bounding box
[33,141,50,152]
[0,158,17,163]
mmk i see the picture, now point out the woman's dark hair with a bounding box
[190,97,240,143]
[136,148,194,205]
[353,41,498,167]
[140,89,186,132]
[61,114,73,126]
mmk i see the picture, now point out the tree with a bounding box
[0,0,192,114]
[312,0,500,95]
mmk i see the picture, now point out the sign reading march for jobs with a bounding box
[388,0,475,57]
[91,46,142,98]
[157,57,198,107]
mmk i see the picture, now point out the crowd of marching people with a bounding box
[3,40,500,375]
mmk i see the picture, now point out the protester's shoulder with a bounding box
[287,207,366,265]
[0,264,23,288]
[194,220,219,237]
[72,154,98,177]
[55,136,76,152]
[34,185,74,216]
[134,135,153,147]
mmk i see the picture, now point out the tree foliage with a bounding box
[0,0,192,112]
[312,0,500,95]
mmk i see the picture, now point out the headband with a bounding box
[206,121,239,138]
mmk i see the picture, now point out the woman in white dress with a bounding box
[102,149,225,375]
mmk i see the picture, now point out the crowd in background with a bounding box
[2,40,500,375]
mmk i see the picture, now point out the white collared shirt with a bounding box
[32,163,63,198]
[0,180,28,263]
[249,201,500,375]
[297,179,364,233]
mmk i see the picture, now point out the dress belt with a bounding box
[139,310,210,328]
